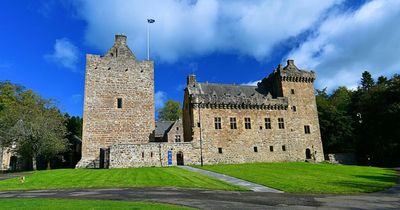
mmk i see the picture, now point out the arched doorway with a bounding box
[305,148,312,159]
[177,152,184,166]
[9,156,17,171]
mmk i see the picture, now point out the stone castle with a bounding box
[76,35,324,168]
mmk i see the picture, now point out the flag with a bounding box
[147,19,155,23]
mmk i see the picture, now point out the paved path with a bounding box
[179,165,283,193]
[0,187,399,209]
[0,172,30,181]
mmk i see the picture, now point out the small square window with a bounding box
[270,146,274,152]
[254,147,258,152]
[291,89,295,94]
[282,145,286,151]
[218,147,223,154]
[175,135,181,142]
[292,106,297,112]
[117,98,123,108]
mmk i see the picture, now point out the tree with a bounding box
[0,81,68,170]
[158,100,182,121]
[360,71,374,90]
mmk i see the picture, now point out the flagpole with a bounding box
[147,21,150,60]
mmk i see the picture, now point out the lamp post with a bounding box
[147,19,155,60]
[196,102,204,167]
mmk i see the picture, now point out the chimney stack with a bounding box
[115,34,127,45]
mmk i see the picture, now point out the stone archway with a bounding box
[305,148,312,160]
[177,151,184,166]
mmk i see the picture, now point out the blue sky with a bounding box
[1,0,399,117]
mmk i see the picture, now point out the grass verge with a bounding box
[0,198,194,210]
[0,167,244,191]
[196,162,397,194]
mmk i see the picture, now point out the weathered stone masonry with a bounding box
[77,35,324,168]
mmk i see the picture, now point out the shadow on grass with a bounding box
[329,173,398,193]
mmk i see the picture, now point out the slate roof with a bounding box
[155,121,174,138]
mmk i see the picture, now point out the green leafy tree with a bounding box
[0,81,68,170]
[158,100,182,121]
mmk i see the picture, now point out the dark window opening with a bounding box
[176,127,179,131]
[218,148,223,154]
[259,126,262,130]
[244,117,251,129]
[115,49,118,57]
[214,117,222,129]
[291,89,295,94]
[254,147,258,152]
[282,145,286,151]
[197,122,201,127]
[304,125,311,134]
[270,146,274,152]
[230,117,237,129]
[175,135,181,142]
[264,118,271,129]
[292,106,297,112]
[278,118,285,129]
[306,148,312,159]
[151,152,153,157]
[141,152,144,158]
[117,98,123,108]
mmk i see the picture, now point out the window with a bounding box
[278,118,285,129]
[176,127,179,131]
[218,147,223,154]
[244,117,251,129]
[197,122,201,128]
[117,98,123,108]
[291,89,295,94]
[175,135,181,142]
[259,126,263,130]
[282,145,286,151]
[304,125,311,134]
[141,152,144,158]
[230,117,237,129]
[292,106,297,112]
[270,146,274,152]
[264,118,272,129]
[214,117,222,129]
[151,152,153,157]
[254,147,258,152]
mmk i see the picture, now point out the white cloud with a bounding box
[45,38,80,70]
[287,0,400,90]
[73,0,340,62]
[241,80,260,86]
[155,91,167,109]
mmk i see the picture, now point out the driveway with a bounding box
[0,187,399,209]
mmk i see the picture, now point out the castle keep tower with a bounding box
[76,35,155,168]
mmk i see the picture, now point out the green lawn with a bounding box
[0,198,193,210]
[196,162,397,194]
[0,167,243,191]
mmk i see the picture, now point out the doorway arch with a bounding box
[177,152,184,166]
[305,148,312,159]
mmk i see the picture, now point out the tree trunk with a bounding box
[47,160,51,170]
[32,157,37,170]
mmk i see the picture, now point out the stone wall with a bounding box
[77,35,155,168]
[109,142,200,168]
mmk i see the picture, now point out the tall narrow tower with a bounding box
[76,35,155,168]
